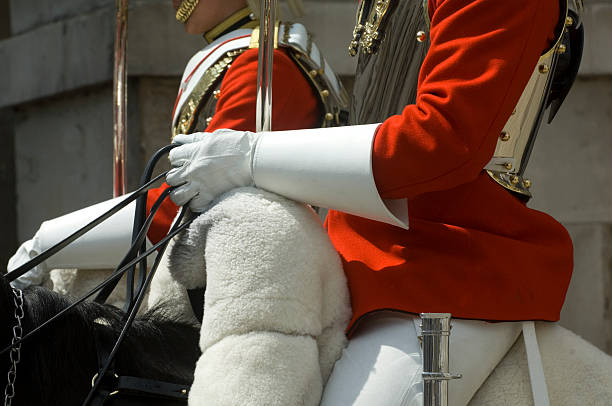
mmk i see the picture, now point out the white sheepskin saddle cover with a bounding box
[149,187,352,406]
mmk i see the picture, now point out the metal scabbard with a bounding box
[421,313,462,406]
[113,0,129,197]
[256,0,277,132]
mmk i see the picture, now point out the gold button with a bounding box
[565,16,574,27]
[539,64,550,74]
[500,132,510,142]
[557,44,567,54]
[416,31,427,43]
[523,179,532,188]
[321,90,330,98]
[511,176,520,185]
[213,90,221,99]
[309,70,318,78]
[325,112,334,121]
[503,162,513,170]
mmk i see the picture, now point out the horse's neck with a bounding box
[9,287,199,405]
[16,287,99,405]
[113,309,201,383]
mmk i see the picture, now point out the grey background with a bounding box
[0,0,611,353]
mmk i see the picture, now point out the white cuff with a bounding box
[35,194,138,271]
[252,124,408,229]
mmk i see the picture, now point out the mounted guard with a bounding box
[163,0,587,404]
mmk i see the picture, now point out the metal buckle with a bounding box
[91,372,120,396]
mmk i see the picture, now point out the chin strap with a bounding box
[522,321,550,406]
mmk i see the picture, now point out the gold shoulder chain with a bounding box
[173,49,246,138]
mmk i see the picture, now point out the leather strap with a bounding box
[522,321,550,406]
[89,389,113,406]
[91,326,119,406]
[89,375,190,405]
[115,376,189,400]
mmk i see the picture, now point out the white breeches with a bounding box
[320,312,522,406]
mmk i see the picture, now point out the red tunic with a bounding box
[150,0,574,334]
[326,0,573,332]
[146,47,322,243]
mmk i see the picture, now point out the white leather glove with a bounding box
[8,239,49,289]
[167,129,261,212]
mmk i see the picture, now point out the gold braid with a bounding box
[176,0,201,23]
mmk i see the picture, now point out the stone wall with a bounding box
[528,78,612,353]
[9,0,114,35]
[0,0,16,269]
[0,0,610,355]
[0,0,10,38]
[0,109,17,270]
[13,85,139,238]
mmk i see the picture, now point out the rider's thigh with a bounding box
[320,312,423,406]
[321,312,521,406]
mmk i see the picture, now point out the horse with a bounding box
[0,274,201,406]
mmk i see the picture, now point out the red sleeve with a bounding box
[147,47,322,244]
[208,47,322,132]
[372,0,559,199]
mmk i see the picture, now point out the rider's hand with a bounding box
[8,238,49,289]
[167,129,261,212]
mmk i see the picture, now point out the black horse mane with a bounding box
[1,277,200,406]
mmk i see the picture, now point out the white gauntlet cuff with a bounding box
[252,124,408,229]
[8,195,141,288]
